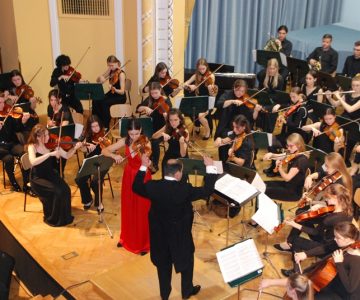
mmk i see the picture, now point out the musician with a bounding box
[302,108,344,154]
[47,89,73,128]
[307,34,338,75]
[137,82,172,174]
[132,155,217,300]
[315,222,360,300]
[325,75,360,166]
[142,62,181,98]
[94,55,127,129]
[342,40,360,78]
[263,133,309,201]
[102,118,151,255]
[259,274,314,300]
[279,184,353,277]
[5,70,35,105]
[27,124,82,226]
[215,114,254,167]
[301,70,323,122]
[257,58,284,92]
[183,58,217,139]
[50,54,84,114]
[152,108,189,176]
[75,115,108,211]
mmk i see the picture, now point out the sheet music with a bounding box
[208,96,215,109]
[251,173,266,193]
[267,133,273,147]
[174,96,182,109]
[174,95,215,109]
[74,123,84,139]
[216,238,264,283]
[279,52,287,67]
[215,174,259,204]
[213,160,224,174]
[251,193,281,234]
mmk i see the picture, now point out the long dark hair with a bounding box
[165,108,185,134]
[334,222,359,241]
[10,69,25,86]
[125,118,142,146]
[153,62,169,80]
[148,82,163,106]
[84,115,104,141]
[233,114,251,134]
[48,89,61,104]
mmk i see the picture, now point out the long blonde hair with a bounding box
[288,274,314,300]
[264,58,279,89]
[324,183,353,216]
[287,133,306,153]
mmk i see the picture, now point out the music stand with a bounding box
[255,50,287,69]
[76,155,114,238]
[270,90,291,106]
[48,124,75,138]
[316,71,338,91]
[14,102,31,113]
[253,132,271,149]
[208,63,234,73]
[0,72,12,91]
[119,117,153,138]
[287,57,309,87]
[74,83,104,111]
[247,89,274,106]
[336,75,352,91]
[179,158,212,232]
[305,145,327,172]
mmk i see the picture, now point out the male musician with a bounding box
[275,25,293,57]
[132,155,217,300]
[307,34,338,75]
[342,40,360,78]
[50,54,84,114]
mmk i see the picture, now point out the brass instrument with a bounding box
[264,37,282,52]
[311,56,321,71]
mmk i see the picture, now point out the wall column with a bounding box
[141,0,154,83]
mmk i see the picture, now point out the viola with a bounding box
[92,129,112,149]
[298,171,342,208]
[152,96,170,114]
[273,152,298,173]
[45,134,75,151]
[132,135,152,156]
[15,84,34,100]
[171,125,188,140]
[65,66,81,83]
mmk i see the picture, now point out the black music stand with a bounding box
[316,71,338,91]
[337,115,360,143]
[306,145,327,172]
[0,72,12,91]
[74,83,104,111]
[336,75,352,91]
[179,158,212,232]
[208,63,234,73]
[255,50,287,69]
[287,57,309,87]
[119,117,153,138]
[253,132,271,149]
[76,155,114,238]
[48,124,75,138]
[247,89,274,106]
[309,100,334,120]
[270,90,291,105]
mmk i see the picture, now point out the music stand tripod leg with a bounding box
[97,165,113,238]
[262,233,281,278]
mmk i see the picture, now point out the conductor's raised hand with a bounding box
[141,153,152,168]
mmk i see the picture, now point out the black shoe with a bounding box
[281,268,295,277]
[273,244,291,252]
[263,167,273,175]
[266,171,280,177]
[83,200,93,210]
[183,285,201,299]
[117,242,123,248]
[150,165,159,175]
[23,186,37,197]
[139,251,148,256]
[248,221,258,228]
[202,135,211,141]
[11,181,22,192]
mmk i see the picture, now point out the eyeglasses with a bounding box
[286,144,296,148]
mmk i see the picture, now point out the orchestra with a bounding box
[1,22,360,300]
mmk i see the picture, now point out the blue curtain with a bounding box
[185,0,343,72]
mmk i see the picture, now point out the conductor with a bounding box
[132,154,218,300]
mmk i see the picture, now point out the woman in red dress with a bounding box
[102,118,151,255]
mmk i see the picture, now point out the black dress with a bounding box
[30,153,73,226]
[161,135,188,177]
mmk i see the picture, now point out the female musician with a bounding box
[259,274,314,300]
[325,75,360,166]
[257,58,284,92]
[75,115,108,211]
[102,118,151,255]
[302,70,323,122]
[183,58,217,139]
[279,184,353,276]
[94,55,127,129]
[302,108,344,154]
[142,62,181,98]
[47,89,73,128]
[137,82,172,174]
[5,69,35,105]
[263,133,309,201]
[27,124,82,226]
[315,222,360,300]
[50,54,83,114]
[215,114,254,168]
[152,108,189,176]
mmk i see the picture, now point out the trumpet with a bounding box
[313,90,354,96]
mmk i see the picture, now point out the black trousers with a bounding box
[156,256,194,300]
[62,94,83,114]
[75,171,106,207]
[0,143,27,184]
[265,181,301,201]
[151,138,162,168]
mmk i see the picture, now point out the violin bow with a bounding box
[2,66,42,125]
[102,115,127,139]
[193,64,224,90]
[161,69,182,89]
[65,46,91,82]
[57,112,65,178]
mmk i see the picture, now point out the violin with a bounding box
[284,102,303,118]
[0,103,11,118]
[5,106,38,119]
[92,129,112,149]
[160,75,180,90]
[152,96,170,114]
[323,122,342,142]
[274,205,335,233]
[273,152,299,173]
[298,171,342,208]
[171,125,188,140]
[15,84,34,100]
[45,134,75,151]
[305,241,360,292]
[65,66,81,83]
[132,135,152,156]
[110,68,121,94]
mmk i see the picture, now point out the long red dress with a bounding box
[120,145,151,253]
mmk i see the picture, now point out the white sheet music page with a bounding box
[251,193,281,234]
[216,238,264,283]
[215,174,258,204]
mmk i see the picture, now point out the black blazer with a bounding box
[133,170,217,272]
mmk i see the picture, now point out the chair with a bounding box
[0,251,15,300]
[21,153,32,212]
[138,83,148,103]
[109,104,133,141]
[125,78,132,105]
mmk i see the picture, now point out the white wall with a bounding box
[338,0,360,29]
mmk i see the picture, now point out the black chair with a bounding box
[0,251,15,300]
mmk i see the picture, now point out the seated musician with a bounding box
[152,108,189,177]
[50,54,84,114]
[142,62,181,98]
[183,58,218,140]
[278,184,353,277]
[325,75,360,167]
[75,115,109,211]
[5,69,36,105]
[301,70,323,122]
[263,133,309,201]
[214,114,255,168]
[47,89,73,128]
[342,40,360,78]
[257,58,284,92]
[307,34,338,76]
[94,55,127,129]
[137,82,172,174]
[302,108,344,154]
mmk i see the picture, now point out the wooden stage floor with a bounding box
[0,147,301,300]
